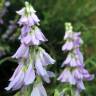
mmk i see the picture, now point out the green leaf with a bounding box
[54,89,60,96]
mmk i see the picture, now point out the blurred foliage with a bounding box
[0,0,96,96]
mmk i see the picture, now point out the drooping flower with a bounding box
[5,63,24,91]
[72,68,94,81]
[17,2,40,26]
[61,50,84,67]
[31,82,47,96]
[62,32,83,51]
[35,58,54,83]
[17,1,40,41]
[12,44,29,59]
[21,27,48,46]
[58,22,94,95]
[6,2,55,96]
[58,68,76,85]
[31,47,55,83]
[5,60,35,91]
[19,26,31,39]
[18,15,39,26]
[76,80,85,90]
[24,63,36,85]
[38,47,55,66]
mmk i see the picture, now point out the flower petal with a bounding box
[24,64,35,85]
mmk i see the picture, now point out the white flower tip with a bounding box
[57,78,60,81]
[16,11,19,14]
[16,8,25,15]
[52,59,56,64]
[62,45,66,51]
[11,55,15,58]
[5,87,10,91]
[46,80,51,83]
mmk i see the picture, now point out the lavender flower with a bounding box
[20,26,31,38]
[62,24,83,51]
[5,60,35,91]
[21,27,47,45]
[6,2,55,96]
[24,63,36,85]
[17,2,40,26]
[38,47,55,66]
[58,22,94,94]
[62,32,83,51]
[12,44,29,59]
[62,40,74,51]
[61,50,84,67]
[72,68,94,81]
[17,1,40,41]
[17,2,47,46]
[31,82,47,96]
[18,15,39,26]
[5,63,24,91]
[31,47,55,83]
[76,80,85,90]
[58,68,76,85]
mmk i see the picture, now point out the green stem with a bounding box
[0,57,15,65]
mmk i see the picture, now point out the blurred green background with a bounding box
[0,0,96,96]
